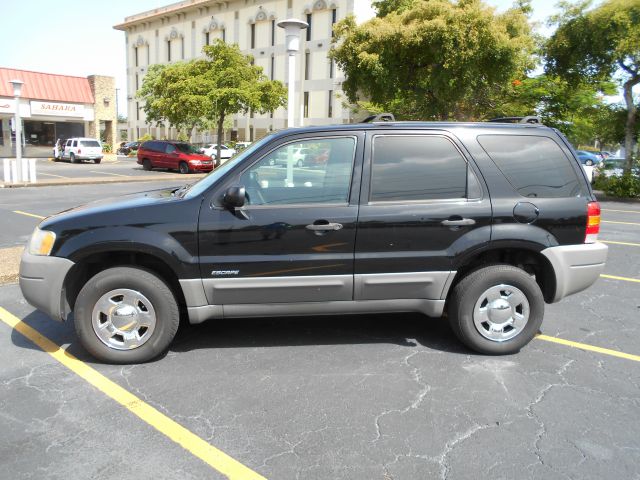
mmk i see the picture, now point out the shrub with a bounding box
[138,133,153,142]
[595,174,640,198]
[102,143,112,153]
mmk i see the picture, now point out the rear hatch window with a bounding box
[477,135,587,198]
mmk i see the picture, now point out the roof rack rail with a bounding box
[488,116,542,124]
[360,113,395,123]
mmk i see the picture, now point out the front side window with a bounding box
[370,135,468,202]
[477,135,584,198]
[239,137,356,206]
[175,143,199,154]
[165,143,176,154]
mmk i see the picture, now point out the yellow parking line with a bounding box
[602,208,640,214]
[600,240,640,247]
[536,335,640,362]
[89,170,129,177]
[0,307,265,480]
[602,220,640,226]
[13,210,45,220]
[600,274,640,283]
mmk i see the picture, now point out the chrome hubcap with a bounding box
[92,289,157,350]
[473,284,529,342]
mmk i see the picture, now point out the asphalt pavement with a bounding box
[0,192,639,479]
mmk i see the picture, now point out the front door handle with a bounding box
[306,222,343,231]
[441,217,476,226]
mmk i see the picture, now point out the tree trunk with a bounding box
[216,114,225,165]
[622,77,638,174]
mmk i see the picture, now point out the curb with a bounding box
[593,190,640,204]
[0,173,206,188]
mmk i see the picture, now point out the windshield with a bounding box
[183,134,275,199]
[175,143,201,154]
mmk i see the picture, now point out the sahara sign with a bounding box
[30,100,85,117]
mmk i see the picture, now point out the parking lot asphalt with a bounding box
[0,194,639,480]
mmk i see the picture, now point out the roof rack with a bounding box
[360,113,395,123]
[488,116,542,124]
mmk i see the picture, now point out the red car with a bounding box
[137,140,214,174]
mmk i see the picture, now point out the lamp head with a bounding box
[277,19,309,52]
[9,79,24,97]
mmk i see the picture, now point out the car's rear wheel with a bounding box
[448,264,544,355]
[94,158,101,164]
[74,267,180,363]
[179,161,190,174]
[296,159,304,167]
[70,153,78,164]
[142,159,152,171]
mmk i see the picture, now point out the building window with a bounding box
[303,91,309,118]
[167,40,171,61]
[134,47,139,67]
[222,28,226,42]
[205,31,210,46]
[251,23,255,49]
[329,59,334,79]
[181,38,185,59]
[147,47,150,65]
[328,90,333,118]
[270,54,275,80]
[136,102,140,121]
[306,14,312,41]
[331,8,337,37]
[271,20,276,46]
[135,74,139,92]
[304,51,310,80]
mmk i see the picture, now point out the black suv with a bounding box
[19,121,607,363]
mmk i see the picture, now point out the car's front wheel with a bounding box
[448,264,544,355]
[74,267,180,363]
[179,161,190,174]
[142,159,152,171]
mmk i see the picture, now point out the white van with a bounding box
[58,138,103,164]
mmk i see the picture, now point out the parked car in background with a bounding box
[201,144,236,164]
[595,158,640,178]
[234,141,252,151]
[118,141,140,155]
[576,150,602,166]
[137,140,214,173]
[56,138,103,164]
[599,150,614,159]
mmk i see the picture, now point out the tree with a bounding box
[330,0,536,120]
[488,74,616,145]
[138,41,287,159]
[545,0,640,172]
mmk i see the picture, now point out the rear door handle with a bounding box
[306,222,343,231]
[441,218,476,226]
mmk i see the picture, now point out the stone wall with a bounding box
[88,75,117,150]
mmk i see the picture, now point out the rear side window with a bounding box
[478,135,584,198]
[370,135,468,201]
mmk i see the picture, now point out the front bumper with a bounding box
[19,249,75,321]
[541,242,608,303]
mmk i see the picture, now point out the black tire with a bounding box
[585,160,593,166]
[448,264,544,355]
[70,153,78,164]
[94,158,102,164]
[296,159,304,168]
[142,159,152,171]
[179,161,190,174]
[74,267,180,364]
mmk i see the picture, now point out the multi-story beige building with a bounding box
[114,0,374,142]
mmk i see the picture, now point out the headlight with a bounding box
[28,228,56,256]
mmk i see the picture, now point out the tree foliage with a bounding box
[545,0,640,171]
[330,0,536,120]
[488,74,616,145]
[138,40,287,157]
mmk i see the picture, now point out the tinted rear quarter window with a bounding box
[370,135,468,201]
[80,140,100,147]
[477,135,585,198]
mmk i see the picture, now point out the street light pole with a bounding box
[277,19,308,129]
[9,79,24,182]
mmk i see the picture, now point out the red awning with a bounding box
[0,68,94,104]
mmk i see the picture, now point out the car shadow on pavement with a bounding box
[11,310,471,361]
[170,313,470,356]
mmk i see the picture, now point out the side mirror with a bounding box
[223,186,246,209]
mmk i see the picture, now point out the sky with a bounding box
[0,0,575,117]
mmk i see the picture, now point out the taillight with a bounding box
[78,149,82,154]
[585,201,600,243]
